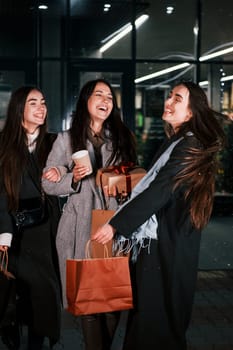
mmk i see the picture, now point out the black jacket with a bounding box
[0,132,61,344]
[110,134,202,349]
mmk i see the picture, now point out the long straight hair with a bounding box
[164,81,226,230]
[0,86,47,210]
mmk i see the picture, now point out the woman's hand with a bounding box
[103,185,117,197]
[103,185,129,203]
[42,167,61,182]
[92,224,116,245]
[0,245,8,252]
[72,164,90,183]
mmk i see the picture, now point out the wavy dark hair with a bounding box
[70,78,137,165]
[0,86,48,210]
[164,81,226,230]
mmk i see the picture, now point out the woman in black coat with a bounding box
[0,86,61,349]
[92,81,226,349]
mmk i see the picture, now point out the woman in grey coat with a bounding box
[42,78,137,350]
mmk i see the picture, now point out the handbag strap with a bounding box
[0,250,15,279]
[85,240,109,259]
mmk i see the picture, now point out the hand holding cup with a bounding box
[72,150,93,182]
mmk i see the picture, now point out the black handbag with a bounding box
[12,197,48,229]
[12,156,49,229]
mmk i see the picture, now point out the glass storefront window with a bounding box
[40,1,66,57]
[136,0,197,60]
[0,2,34,58]
[201,0,233,61]
[70,0,133,59]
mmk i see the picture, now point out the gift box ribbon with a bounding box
[105,162,135,175]
[99,162,137,194]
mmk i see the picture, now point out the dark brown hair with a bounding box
[70,78,137,165]
[0,86,48,210]
[165,81,226,230]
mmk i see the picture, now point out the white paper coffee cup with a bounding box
[71,150,93,175]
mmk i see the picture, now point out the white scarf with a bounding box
[113,136,184,261]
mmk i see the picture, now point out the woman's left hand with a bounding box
[42,167,61,182]
[0,245,8,252]
[92,224,116,244]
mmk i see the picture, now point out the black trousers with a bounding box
[81,312,120,350]
[27,327,44,350]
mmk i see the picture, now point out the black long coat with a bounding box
[110,134,202,350]
[0,133,61,344]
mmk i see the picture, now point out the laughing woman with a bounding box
[92,81,226,350]
[42,78,137,350]
[0,86,61,350]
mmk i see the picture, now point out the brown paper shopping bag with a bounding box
[66,241,133,316]
[90,209,115,258]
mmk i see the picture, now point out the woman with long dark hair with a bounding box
[42,78,137,350]
[93,81,226,349]
[0,86,61,350]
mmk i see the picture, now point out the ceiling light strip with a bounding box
[199,75,233,87]
[100,26,132,53]
[100,14,149,53]
[135,45,233,84]
[135,63,190,83]
[221,74,233,82]
[199,47,233,61]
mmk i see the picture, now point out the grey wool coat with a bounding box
[42,131,119,306]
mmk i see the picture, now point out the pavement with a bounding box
[1,214,233,349]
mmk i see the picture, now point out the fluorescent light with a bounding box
[134,44,233,85]
[166,6,174,14]
[100,26,131,53]
[135,63,190,83]
[135,45,233,84]
[103,3,111,12]
[199,46,233,61]
[100,14,149,53]
[135,14,149,27]
[199,75,233,87]
[38,4,48,10]
[199,81,208,87]
[221,74,233,82]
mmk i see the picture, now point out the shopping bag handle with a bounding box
[85,240,109,259]
[0,250,15,279]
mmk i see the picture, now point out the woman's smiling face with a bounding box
[87,82,113,123]
[162,84,193,131]
[22,89,47,133]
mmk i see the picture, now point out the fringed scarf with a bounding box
[112,136,185,262]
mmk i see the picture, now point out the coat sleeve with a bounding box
[110,136,196,236]
[42,132,81,196]
[0,191,14,235]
